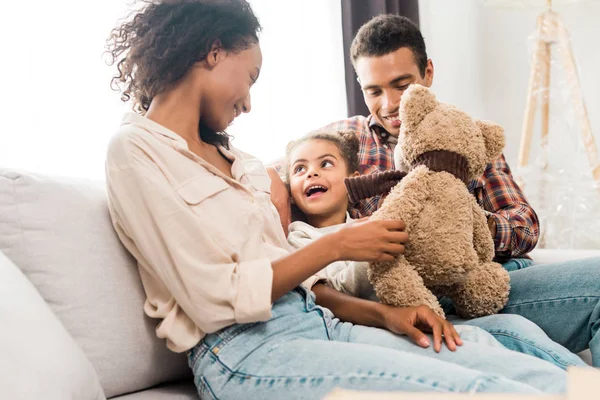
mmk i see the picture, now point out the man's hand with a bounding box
[379,304,463,352]
[266,167,291,235]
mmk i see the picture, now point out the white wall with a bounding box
[419,0,600,167]
[418,0,486,118]
[228,0,347,164]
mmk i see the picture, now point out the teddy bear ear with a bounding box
[399,84,438,129]
[476,120,505,162]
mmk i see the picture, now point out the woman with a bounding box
[105,1,568,398]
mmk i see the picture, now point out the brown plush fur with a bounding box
[369,84,510,319]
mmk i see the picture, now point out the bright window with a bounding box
[0,0,346,179]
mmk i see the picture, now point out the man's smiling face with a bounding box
[355,47,434,137]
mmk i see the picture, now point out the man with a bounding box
[324,15,540,265]
[269,14,599,367]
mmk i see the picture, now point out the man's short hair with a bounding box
[350,14,428,78]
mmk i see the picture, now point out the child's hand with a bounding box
[333,219,408,262]
[379,304,463,352]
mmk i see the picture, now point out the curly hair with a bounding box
[284,131,360,184]
[350,14,427,78]
[106,0,261,147]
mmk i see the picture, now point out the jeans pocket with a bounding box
[199,322,261,371]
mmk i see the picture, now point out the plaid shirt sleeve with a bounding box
[474,154,540,258]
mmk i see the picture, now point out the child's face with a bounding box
[288,139,356,220]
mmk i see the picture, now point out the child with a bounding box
[286,131,378,301]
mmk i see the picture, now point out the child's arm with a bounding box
[312,283,462,353]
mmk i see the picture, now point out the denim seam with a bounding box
[199,376,218,400]
[299,288,333,340]
[190,345,207,367]
[317,307,333,340]
[205,352,463,393]
[505,295,600,309]
[489,331,573,368]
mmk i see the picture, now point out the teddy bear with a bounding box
[345,84,510,318]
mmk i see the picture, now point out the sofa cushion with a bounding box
[0,170,191,398]
[0,250,105,400]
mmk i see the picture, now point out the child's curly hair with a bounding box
[284,131,360,184]
[105,0,261,147]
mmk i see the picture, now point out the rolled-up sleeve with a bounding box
[107,154,273,335]
[233,259,274,323]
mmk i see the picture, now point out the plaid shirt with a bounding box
[316,115,539,259]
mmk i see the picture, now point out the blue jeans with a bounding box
[189,287,568,399]
[502,257,534,272]
[500,256,600,367]
[442,256,600,368]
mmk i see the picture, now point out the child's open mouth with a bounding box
[305,185,328,199]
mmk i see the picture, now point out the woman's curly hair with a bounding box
[106,0,261,147]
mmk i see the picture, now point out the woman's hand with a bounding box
[333,219,408,262]
[266,167,291,235]
[379,304,463,352]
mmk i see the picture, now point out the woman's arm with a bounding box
[312,283,462,353]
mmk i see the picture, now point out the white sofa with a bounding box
[0,168,597,399]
